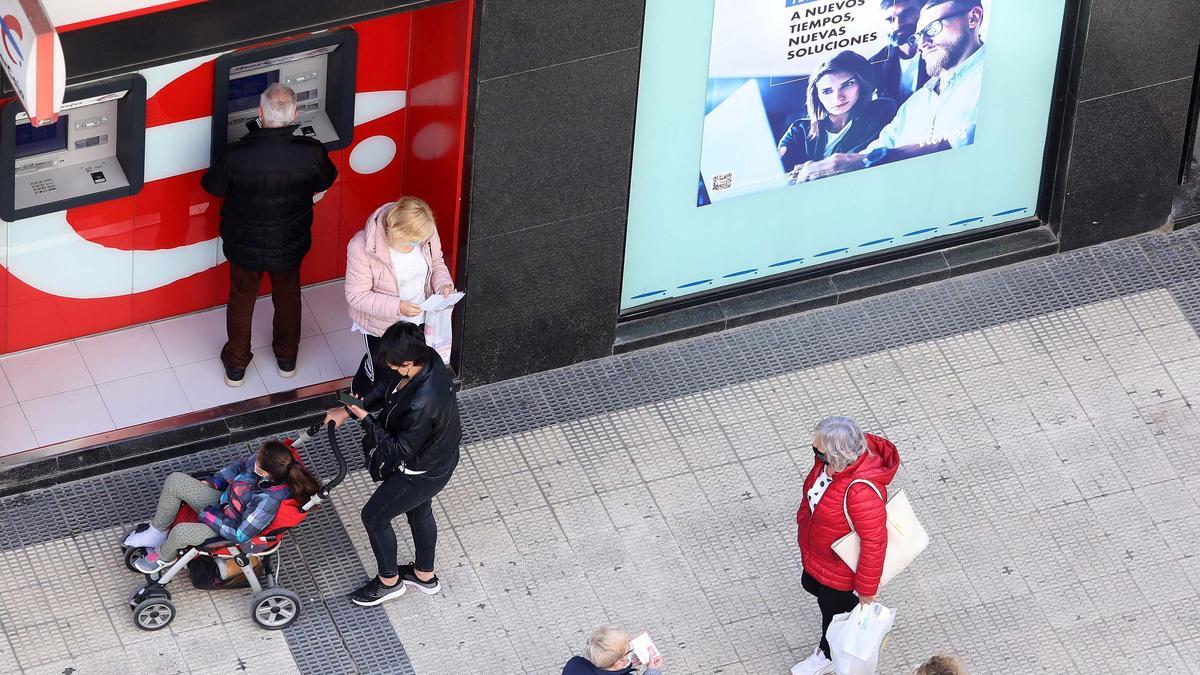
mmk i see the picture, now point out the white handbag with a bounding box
[831,479,928,589]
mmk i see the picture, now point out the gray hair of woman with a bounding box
[813,416,867,472]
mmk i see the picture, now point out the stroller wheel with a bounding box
[131,597,175,631]
[123,547,148,573]
[250,588,302,630]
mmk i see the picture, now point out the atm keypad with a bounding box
[30,178,56,194]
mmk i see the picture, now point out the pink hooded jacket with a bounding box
[344,202,454,337]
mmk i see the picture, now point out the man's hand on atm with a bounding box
[399,301,423,318]
[438,284,455,298]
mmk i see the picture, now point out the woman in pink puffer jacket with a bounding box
[344,197,454,392]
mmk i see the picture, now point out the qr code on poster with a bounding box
[711,172,733,192]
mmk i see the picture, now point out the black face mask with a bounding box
[812,445,827,464]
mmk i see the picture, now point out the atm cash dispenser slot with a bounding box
[0,75,146,221]
[211,29,357,160]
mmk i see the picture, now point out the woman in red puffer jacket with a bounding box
[792,416,899,674]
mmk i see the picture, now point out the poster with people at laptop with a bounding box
[698,0,989,206]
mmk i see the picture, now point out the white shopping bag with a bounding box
[423,308,453,365]
[826,602,895,675]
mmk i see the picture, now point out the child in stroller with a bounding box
[122,421,346,631]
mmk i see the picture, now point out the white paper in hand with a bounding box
[419,291,465,312]
[630,632,659,666]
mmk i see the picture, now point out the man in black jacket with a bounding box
[324,322,462,606]
[201,83,337,386]
[869,0,930,105]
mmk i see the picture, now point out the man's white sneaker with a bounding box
[123,524,168,549]
[791,647,834,675]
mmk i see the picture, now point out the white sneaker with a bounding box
[123,524,168,549]
[791,647,834,675]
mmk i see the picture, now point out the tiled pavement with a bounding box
[0,281,360,459]
[1,226,1200,673]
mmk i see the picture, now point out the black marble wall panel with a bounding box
[1058,79,1194,249]
[1073,0,1200,100]
[457,1,645,386]
[475,0,645,80]
[1055,0,1200,249]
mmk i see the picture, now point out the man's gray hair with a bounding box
[259,83,298,127]
[814,416,867,471]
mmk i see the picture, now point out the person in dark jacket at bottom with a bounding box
[201,82,337,388]
[562,627,665,675]
[324,321,461,606]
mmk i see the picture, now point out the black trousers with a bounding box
[802,571,859,658]
[360,464,454,577]
[351,333,383,396]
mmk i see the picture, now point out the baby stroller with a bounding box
[121,420,346,631]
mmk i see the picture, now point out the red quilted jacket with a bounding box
[796,434,900,596]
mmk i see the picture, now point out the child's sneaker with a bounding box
[398,563,441,595]
[791,647,834,675]
[133,549,174,574]
[123,524,168,549]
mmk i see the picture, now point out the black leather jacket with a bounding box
[201,125,337,272]
[359,348,461,478]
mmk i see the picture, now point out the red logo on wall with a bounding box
[0,14,23,67]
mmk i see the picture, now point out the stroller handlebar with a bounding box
[298,419,348,499]
[321,420,348,493]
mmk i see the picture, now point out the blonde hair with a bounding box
[915,655,966,675]
[384,197,436,244]
[583,626,630,669]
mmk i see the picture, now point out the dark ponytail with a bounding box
[258,441,320,504]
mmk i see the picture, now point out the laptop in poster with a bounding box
[700,79,788,204]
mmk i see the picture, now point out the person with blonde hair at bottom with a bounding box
[562,627,665,674]
[914,654,966,674]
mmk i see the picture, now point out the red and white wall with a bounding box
[0,1,473,354]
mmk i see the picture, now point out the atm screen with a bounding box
[228,71,280,112]
[14,116,69,159]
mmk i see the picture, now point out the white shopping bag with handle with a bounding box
[826,602,895,675]
[423,308,453,365]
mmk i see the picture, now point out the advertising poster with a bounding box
[699,0,990,205]
[622,0,1066,310]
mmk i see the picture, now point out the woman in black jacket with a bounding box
[777,50,897,182]
[325,322,462,606]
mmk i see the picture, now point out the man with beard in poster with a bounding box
[793,0,985,182]
[869,0,930,104]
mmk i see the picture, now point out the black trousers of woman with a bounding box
[351,333,384,396]
[360,464,454,576]
[802,570,859,658]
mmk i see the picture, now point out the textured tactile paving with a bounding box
[2,228,1199,673]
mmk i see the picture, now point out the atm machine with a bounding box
[0,75,146,221]
[211,30,357,159]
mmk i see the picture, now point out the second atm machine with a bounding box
[0,75,146,221]
[211,30,357,159]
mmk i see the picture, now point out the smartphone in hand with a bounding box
[338,391,366,409]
